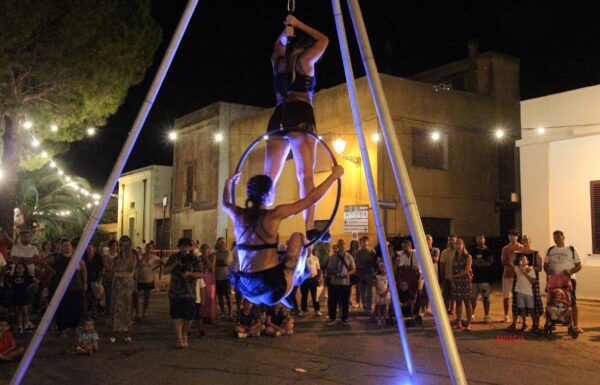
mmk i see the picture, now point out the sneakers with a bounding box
[315,311,323,317]
[298,311,306,317]
[251,331,261,338]
[342,319,350,325]
[274,331,281,337]
[483,315,492,324]
[326,319,336,325]
[502,315,510,323]
[237,332,248,338]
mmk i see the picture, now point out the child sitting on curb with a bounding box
[234,299,264,338]
[265,303,294,336]
[0,319,24,362]
[75,318,99,355]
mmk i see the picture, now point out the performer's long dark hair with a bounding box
[244,175,273,230]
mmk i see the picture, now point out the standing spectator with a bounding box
[9,262,38,334]
[374,260,390,326]
[451,239,472,331]
[83,244,104,318]
[164,237,204,348]
[133,243,160,321]
[354,236,377,315]
[0,228,13,265]
[313,241,331,307]
[326,239,356,325]
[501,229,523,322]
[265,303,294,336]
[348,240,360,308]
[300,247,321,316]
[512,254,536,331]
[200,244,217,324]
[438,234,457,315]
[421,234,440,316]
[469,234,494,323]
[214,237,233,321]
[101,240,118,317]
[544,230,583,333]
[110,236,137,343]
[10,230,39,277]
[47,239,87,338]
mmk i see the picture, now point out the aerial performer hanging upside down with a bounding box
[223,165,343,306]
[264,14,329,243]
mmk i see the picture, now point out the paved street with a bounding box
[2,287,599,385]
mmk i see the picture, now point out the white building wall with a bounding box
[519,84,600,299]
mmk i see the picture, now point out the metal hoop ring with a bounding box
[232,127,341,248]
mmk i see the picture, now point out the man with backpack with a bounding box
[544,230,583,333]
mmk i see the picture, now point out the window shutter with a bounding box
[590,181,600,254]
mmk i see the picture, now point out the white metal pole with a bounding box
[345,1,468,384]
[330,0,415,378]
[9,1,199,384]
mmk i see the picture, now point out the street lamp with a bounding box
[168,131,177,141]
[332,138,347,154]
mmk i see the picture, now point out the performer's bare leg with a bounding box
[289,132,317,231]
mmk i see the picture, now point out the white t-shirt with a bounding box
[514,266,536,295]
[11,243,39,276]
[307,254,320,278]
[544,246,580,279]
[397,250,420,272]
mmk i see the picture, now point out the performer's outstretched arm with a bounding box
[222,173,242,218]
[286,15,329,65]
[272,165,343,220]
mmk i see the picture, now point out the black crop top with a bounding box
[273,60,316,95]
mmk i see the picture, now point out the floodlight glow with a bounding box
[92,193,100,200]
[536,127,545,134]
[65,176,71,182]
[332,138,347,154]
[94,201,99,206]
[86,203,92,208]
[31,138,40,147]
[214,132,224,142]
[431,131,441,142]
[57,169,64,176]
[371,133,380,142]
[50,124,59,132]
[0,170,3,180]
[23,121,33,129]
[50,161,56,168]
[495,129,505,139]
[41,151,48,158]
[263,135,269,140]
[86,127,96,136]
[168,131,177,141]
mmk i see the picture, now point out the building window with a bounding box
[130,202,135,209]
[185,164,194,206]
[590,181,600,254]
[411,128,449,170]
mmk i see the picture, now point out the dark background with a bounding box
[58,0,600,188]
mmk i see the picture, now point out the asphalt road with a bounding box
[2,287,599,385]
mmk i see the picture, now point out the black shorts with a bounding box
[571,279,577,306]
[216,279,231,296]
[267,101,316,136]
[229,264,288,306]
[137,281,155,292]
[169,297,197,320]
[12,292,29,307]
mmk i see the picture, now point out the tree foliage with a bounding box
[0,0,162,167]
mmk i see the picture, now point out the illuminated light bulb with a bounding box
[371,133,380,142]
[318,135,323,140]
[495,129,505,139]
[23,121,33,129]
[536,127,545,134]
[168,131,177,141]
[263,135,269,140]
[86,127,96,136]
[65,176,72,182]
[431,131,441,142]
[94,201,99,206]
[31,138,40,147]
[57,169,64,176]
[92,193,100,200]
[332,138,347,155]
[41,151,48,158]
[50,161,57,168]
[214,132,224,142]
[51,124,59,132]
[86,203,92,208]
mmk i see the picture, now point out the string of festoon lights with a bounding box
[16,120,102,217]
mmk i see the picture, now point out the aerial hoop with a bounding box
[232,127,341,248]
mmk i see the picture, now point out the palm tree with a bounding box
[16,166,94,242]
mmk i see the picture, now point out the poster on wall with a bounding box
[344,204,369,233]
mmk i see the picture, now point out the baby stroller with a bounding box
[394,268,422,327]
[543,274,578,339]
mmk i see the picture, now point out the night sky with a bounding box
[58,0,600,188]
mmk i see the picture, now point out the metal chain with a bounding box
[287,0,295,14]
